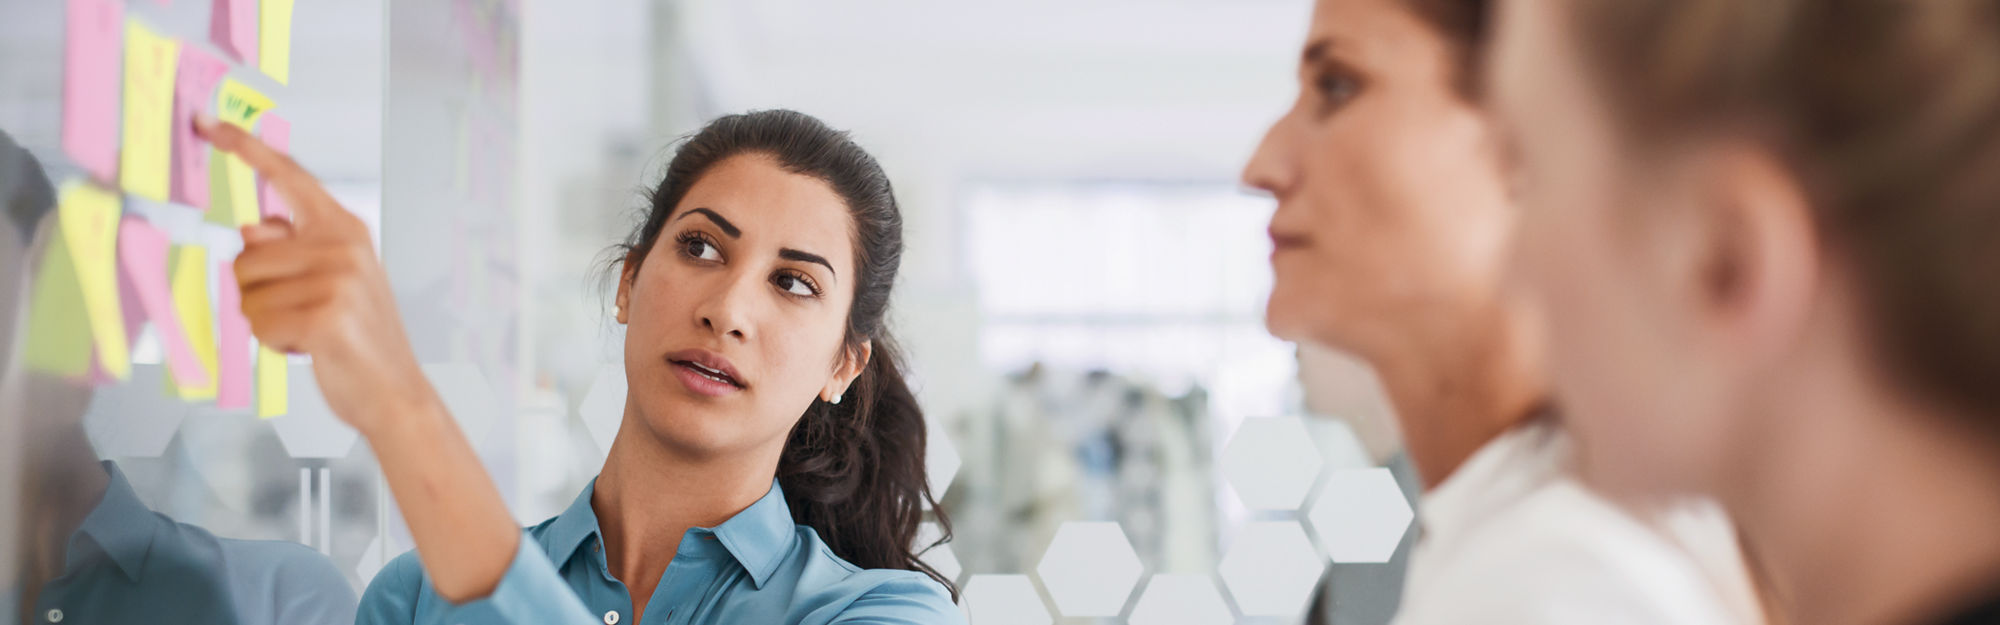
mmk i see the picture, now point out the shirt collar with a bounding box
[543,477,605,564]
[705,479,797,590]
[544,477,799,590]
[1418,417,1570,548]
[70,461,159,580]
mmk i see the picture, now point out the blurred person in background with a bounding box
[0,131,357,625]
[196,110,962,625]
[1489,0,2000,623]
[1241,0,1763,622]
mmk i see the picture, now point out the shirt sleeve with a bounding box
[357,530,597,625]
[828,574,966,625]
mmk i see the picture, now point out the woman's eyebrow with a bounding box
[675,208,740,238]
[780,248,836,279]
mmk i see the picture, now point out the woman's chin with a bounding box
[1265,294,1368,355]
[627,405,752,457]
[1263,293,1315,342]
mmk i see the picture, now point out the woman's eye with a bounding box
[1314,72,1361,112]
[774,273,818,297]
[681,236,721,261]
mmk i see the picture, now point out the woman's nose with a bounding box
[695,272,758,342]
[1242,110,1300,197]
[700,314,746,340]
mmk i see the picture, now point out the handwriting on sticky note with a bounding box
[120,20,179,203]
[167,244,219,398]
[117,218,208,388]
[62,0,123,184]
[217,263,253,410]
[259,0,294,84]
[210,0,257,66]
[209,79,273,226]
[67,182,130,382]
[256,346,286,418]
[172,46,231,208]
[258,114,291,219]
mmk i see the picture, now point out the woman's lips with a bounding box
[664,348,746,397]
[1270,230,1312,262]
[671,361,743,397]
[1269,229,1312,251]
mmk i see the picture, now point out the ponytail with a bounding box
[778,336,957,599]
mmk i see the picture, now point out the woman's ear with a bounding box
[823,339,873,403]
[1691,144,1820,364]
[614,254,637,325]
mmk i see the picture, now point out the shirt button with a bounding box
[45,609,63,623]
[603,610,620,625]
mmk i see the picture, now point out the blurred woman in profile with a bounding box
[1242,0,1762,622]
[1488,0,2000,623]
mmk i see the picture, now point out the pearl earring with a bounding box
[830,393,843,405]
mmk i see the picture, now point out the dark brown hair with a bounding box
[612,110,956,598]
[1406,0,1492,97]
[1564,0,2000,428]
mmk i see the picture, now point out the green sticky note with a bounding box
[23,231,94,377]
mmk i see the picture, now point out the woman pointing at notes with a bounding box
[194,110,963,625]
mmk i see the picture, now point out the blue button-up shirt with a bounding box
[356,478,962,625]
[10,461,357,625]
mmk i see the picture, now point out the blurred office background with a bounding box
[0,1,1417,623]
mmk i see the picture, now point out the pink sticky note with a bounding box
[116,218,209,388]
[257,114,290,219]
[171,46,231,208]
[210,0,257,66]
[216,263,252,410]
[62,0,123,184]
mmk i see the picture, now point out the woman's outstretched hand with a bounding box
[194,114,432,436]
[194,114,521,603]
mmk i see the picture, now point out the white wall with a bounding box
[512,0,1312,459]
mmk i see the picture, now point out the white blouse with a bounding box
[1391,419,1763,625]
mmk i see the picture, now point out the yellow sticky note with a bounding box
[68,181,129,380]
[256,345,287,418]
[208,79,273,226]
[25,182,126,380]
[119,20,179,202]
[259,0,294,84]
[166,245,219,399]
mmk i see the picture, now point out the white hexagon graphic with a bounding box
[914,521,962,583]
[1306,467,1413,563]
[1220,416,1324,510]
[269,361,361,459]
[927,417,961,497]
[356,535,385,583]
[424,363,498,446]
[83,364,191,458]
[578,365,626,453]
[1128,574,1233,625]
[1034,521,1142,617]
[961,574,1050,625]
[1217,521,1326,617]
